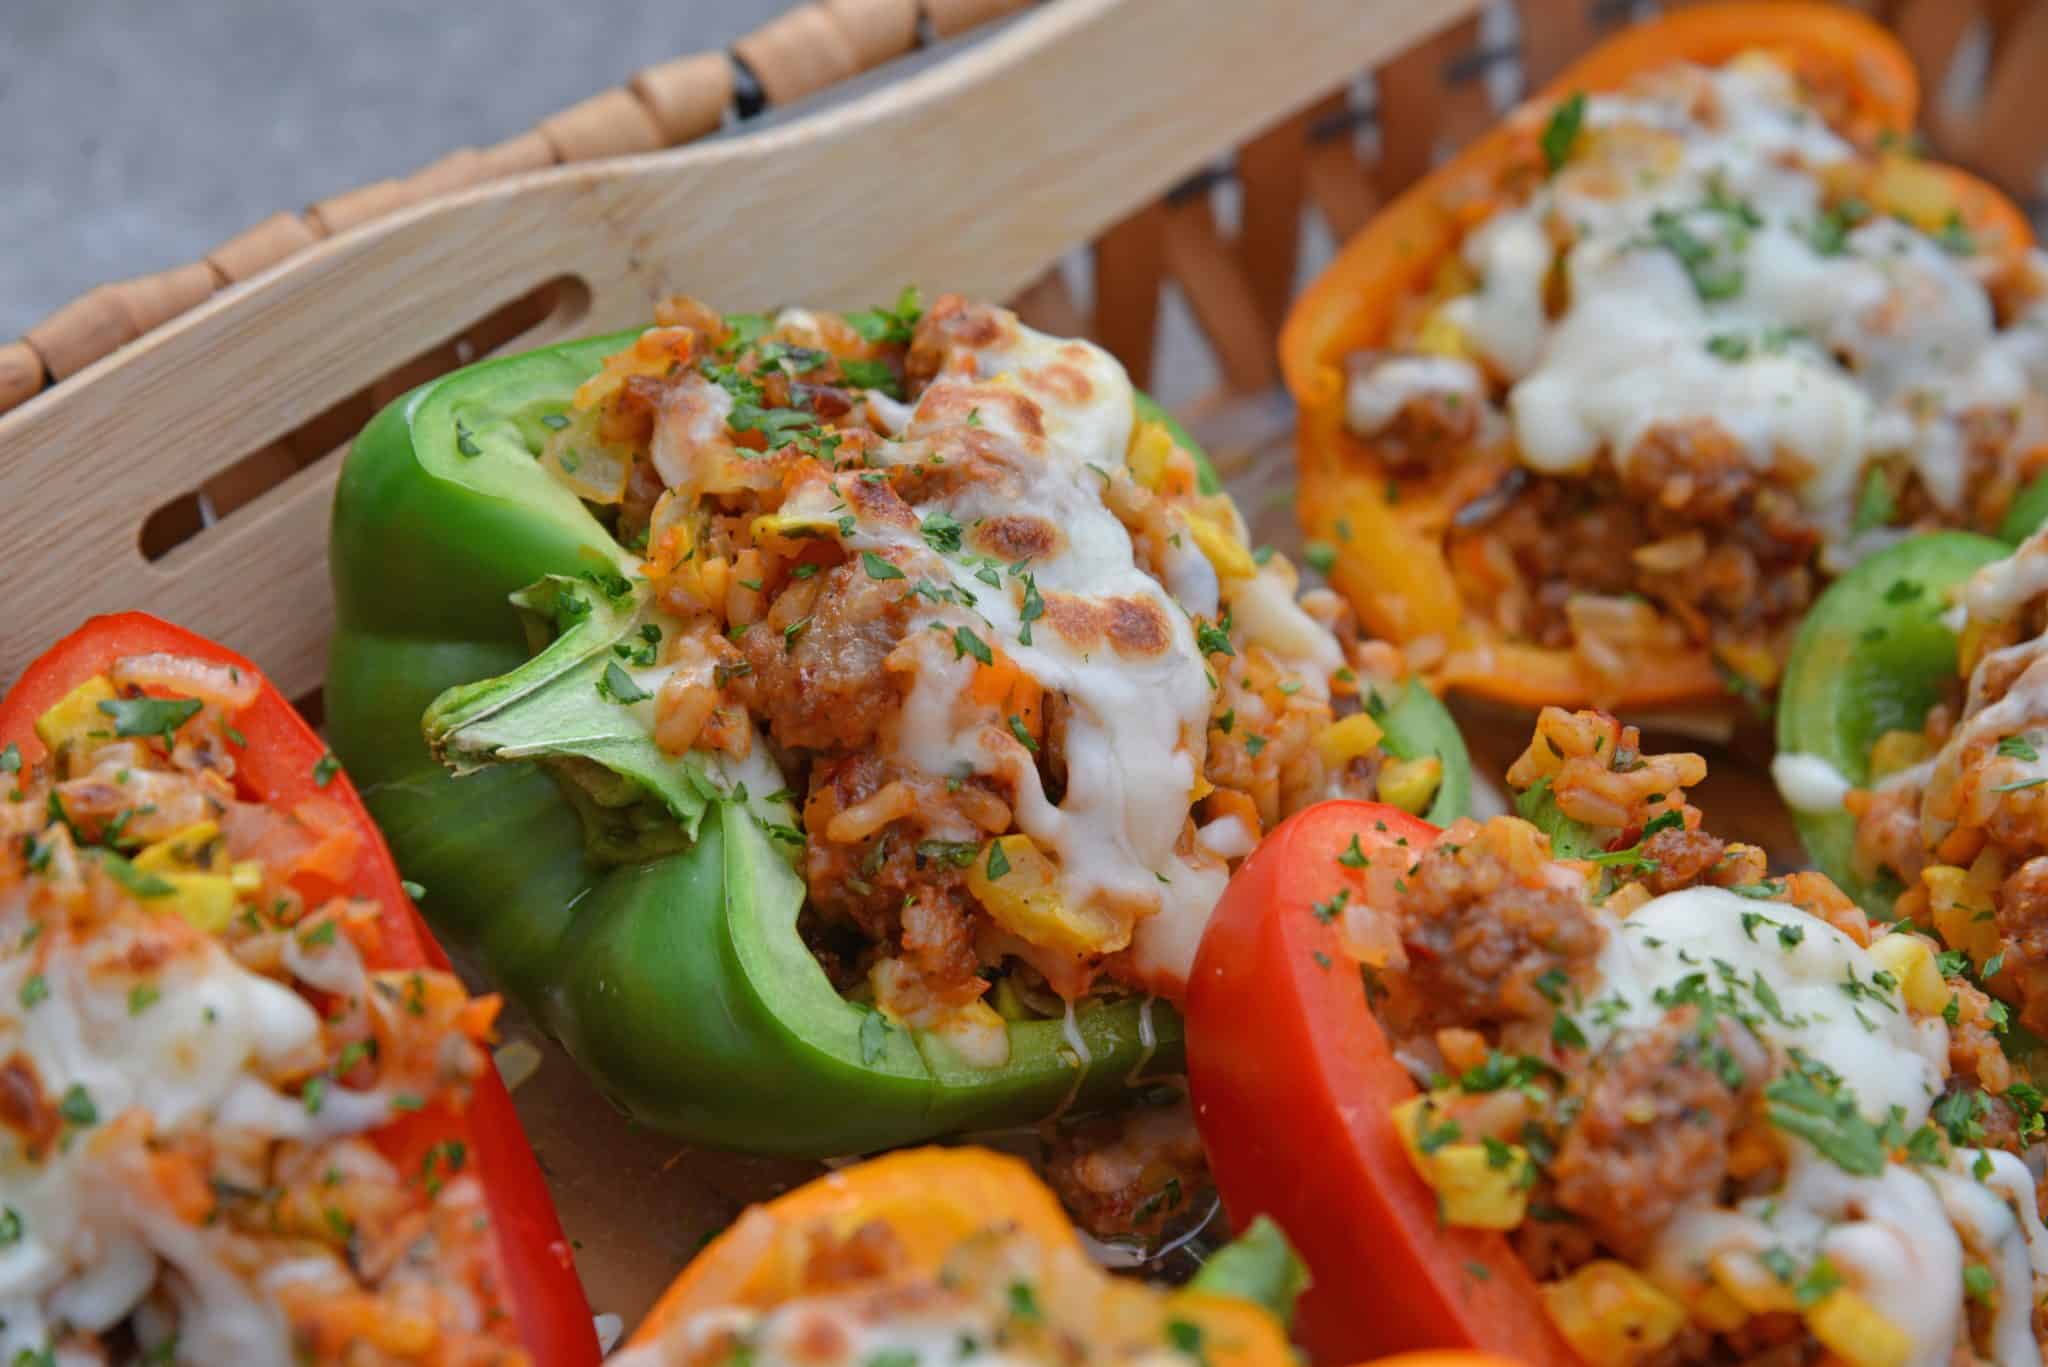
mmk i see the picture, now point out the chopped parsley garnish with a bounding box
[915,840,980,869]
[860,551,904,581]
[58,1084,96,1128]
[127,983,160,1016]
[1303,541,1337,574]
[1807,197,1869,256]
[99,696,202,743]
[18,976,46,1010]
[1934,1087,1990,1147]
[1008,715,1039,753]
[1338,834,1369,869]
[921,510,964,554]
[985,842,1011,881]
[0,1208,20,1247]
[1311,888,1350,923]
[1195,616,1235,658]
[1018,574,1044,646]
[1795,1255,1843,1307]
[1540,92,1586,174]
[843,286,924,346]
[1964,1264,1997,1304]
[1935,211,1976,256]
[1883,578,1923,604]
[597,662,652,704]
[836,358,900,396]
[1646,209,1744,300]
[1006,1279,1042,1323]
[0,745,18,774]
[1998,734,2040,762]
[1765,1054,1886,1175]
[94,850,174,899]
[953,627,993,666]
[454,419,483,458]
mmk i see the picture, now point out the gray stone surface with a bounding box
[1,1,774,337]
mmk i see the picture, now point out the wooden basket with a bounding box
[4,0,2046,1338]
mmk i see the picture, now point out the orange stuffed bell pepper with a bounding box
[1190,707,2048,1367]
[613,1146,1312,1366]
[611,1145,1531,1367]
[1283,2,2048,712]
[0,614,598,1364]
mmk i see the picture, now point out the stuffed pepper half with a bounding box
[1781,523,2048,1040]
[1282,2,2048,711]
[611,1146,1308,1367]
[1191,708,2048,1367]
[328,292,1470,1157]
[0,615,597,1365]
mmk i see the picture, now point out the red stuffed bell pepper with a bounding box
[1193,708,2048,1367]
[0,614,597,1365]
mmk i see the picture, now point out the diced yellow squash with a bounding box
[1868,729,1929,782]
[1427,1143,1531,1229]
[748,509,840,545]
[1183,509,1257,581]
[162,875,237,933]
[34,675,117,754]
[1388,1095,1530,1229]
[1805,1290,1912,1367]
[966,834,1127,957]
[1709,1250,1799,1316]
[134,821,223,875]
[230,862,265,896]
[928,999,1010,1070]
[1541,1261,1687,1367]
[1378,755,1443,815]
[1868,931,1948,1016]
[1127,420,1178,491]
[1414,307,1473,360]
[1869,153,1956,234]
[1316,713,1385,767]
[1690,1285,1749,1334]
[1926,858,2003,967]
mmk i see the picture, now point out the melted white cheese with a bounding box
[1598,889,2048,1366]
[820,318,1233,989]
[1771,751,1855,813]
[1589,889,1946,1120]
[0,896,398,1363]
[1344,355,1486,434]
[1418,57,2048,537]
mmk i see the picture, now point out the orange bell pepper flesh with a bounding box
[1187,802,1575,1367]
[0,614,599,1366]
[1284,3,2028,712]
[629,1147,1299,1367]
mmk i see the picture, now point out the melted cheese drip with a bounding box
[810,319,1235,987]
[1421,57,2048,538]
[0,896,396,1361]
[1770,751,1855,814]
[1599,889,2048,1366]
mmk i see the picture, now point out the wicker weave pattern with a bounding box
[7,0,2045,427]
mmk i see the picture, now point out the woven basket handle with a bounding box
[0,0,1473,697]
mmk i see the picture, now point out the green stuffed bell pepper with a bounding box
[1777,530,2018,914]
[327,291,1471,1157]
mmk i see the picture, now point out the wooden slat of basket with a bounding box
[0,0,1480,699]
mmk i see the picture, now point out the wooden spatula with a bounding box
[0,0,1475,697]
